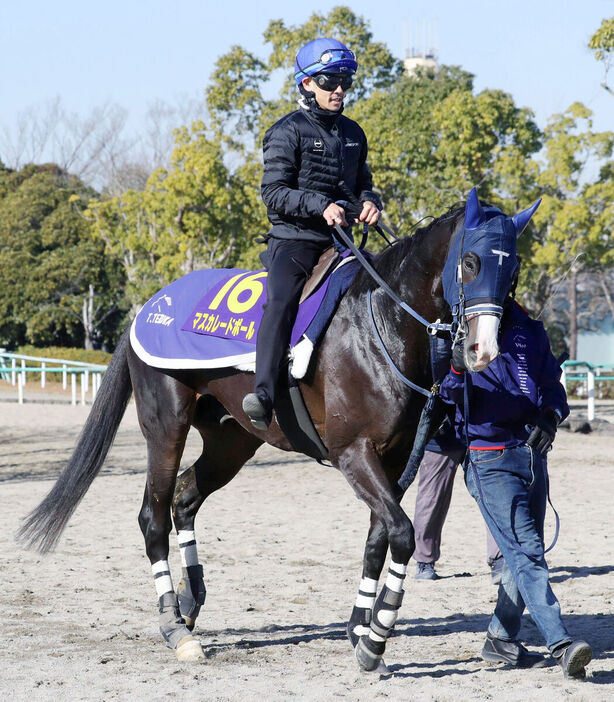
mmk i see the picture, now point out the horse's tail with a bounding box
[17,329,133,553]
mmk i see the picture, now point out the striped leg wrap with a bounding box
[356,561,406,671]
[152,560,174,598]
[176,531,206,625]
[178,530,199,568]
[347,577,378,648]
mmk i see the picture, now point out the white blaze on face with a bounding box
[465,314,500,371]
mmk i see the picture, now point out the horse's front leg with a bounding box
[336,440,415,672]
[133,370,203,662]
[347,514,388,648]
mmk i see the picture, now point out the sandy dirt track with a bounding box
[0,399,613,702]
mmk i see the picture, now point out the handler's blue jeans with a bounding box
[464,445,571,652]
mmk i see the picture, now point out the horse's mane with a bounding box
[351,202,465,295]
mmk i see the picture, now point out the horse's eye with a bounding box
[461,253,480,283]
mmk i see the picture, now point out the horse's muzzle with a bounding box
[464,314,500,372]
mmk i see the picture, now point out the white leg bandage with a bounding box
[152,560,174,598]
[386,560,407,593]
[355,576,378,609]
[178,530,199,568]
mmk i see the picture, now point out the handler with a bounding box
[439,299,592,679]
[242,37,381,430]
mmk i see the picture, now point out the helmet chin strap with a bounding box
[297,83,344,118]
[297,82,314,99]
[297,84,316,110]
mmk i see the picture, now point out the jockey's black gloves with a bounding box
[527,408,560,454]
[451,342,467,373]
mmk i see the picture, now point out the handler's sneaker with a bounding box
[481,633,547,668]
[242,393,271,431]
[553,640,592,679]
[415,562,438,580]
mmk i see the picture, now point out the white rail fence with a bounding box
[0,352,107,405]
[0,353,612,417]
[561,361,614,422]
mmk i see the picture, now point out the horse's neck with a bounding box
[389,225,453,317]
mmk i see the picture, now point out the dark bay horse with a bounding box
[19,190,537,668]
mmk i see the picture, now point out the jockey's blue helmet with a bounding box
[294,38,358,85]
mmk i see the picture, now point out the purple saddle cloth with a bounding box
[130,267,332,369]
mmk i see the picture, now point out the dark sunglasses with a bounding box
[313,73,353,92]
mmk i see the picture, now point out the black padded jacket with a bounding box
[260,104,381,244]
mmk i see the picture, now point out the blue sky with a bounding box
[1,0,611,137]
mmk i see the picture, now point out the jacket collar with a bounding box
[298,95,343,130]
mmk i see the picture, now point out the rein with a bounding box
[332,220,458,496]
[366,290,431,398]
[332,222,454,342]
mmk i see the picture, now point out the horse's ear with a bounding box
[464,187,484,230]
[512,198,542,236]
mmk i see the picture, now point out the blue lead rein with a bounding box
[367,289,431,398]
[368,289,448,495]
[333,222,452,337]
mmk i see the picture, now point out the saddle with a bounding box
[299,247,340,303]
[259,244,340,303]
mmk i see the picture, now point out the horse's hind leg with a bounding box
[132,365,203,662]
[172,397,263,629]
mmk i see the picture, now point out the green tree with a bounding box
[527,103,614,357]
[349,67,541,235]
[348,67,470,230]
[0,164,126,349]
[88,122,267,308]
[589,16,614,96]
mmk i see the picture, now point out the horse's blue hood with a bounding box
[442,188,540,315]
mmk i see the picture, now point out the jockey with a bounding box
[440,298,593,679]
[242,37,382,431]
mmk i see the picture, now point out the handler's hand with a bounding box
[451,342,467,373]
[526,408,559,454]
[323,202,348,227]
[358,200,380,225]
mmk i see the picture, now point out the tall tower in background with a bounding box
[403,19,439,76]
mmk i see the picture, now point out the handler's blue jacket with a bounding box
[439,302,569,450]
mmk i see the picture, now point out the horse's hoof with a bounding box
[347,623,371,649]
[355,637,384,672]
[375,659,390,674]
[176,635,204,662]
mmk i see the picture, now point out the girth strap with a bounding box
[273,362,330,463]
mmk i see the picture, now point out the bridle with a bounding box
[331,214,514,497]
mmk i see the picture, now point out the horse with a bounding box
[18,188,538,670]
